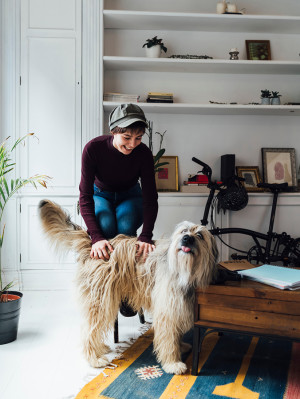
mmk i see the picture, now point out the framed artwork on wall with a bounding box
[261,148,297,187]
[245,40,271,60]
[236,166,263,192]
[155,156,179,191]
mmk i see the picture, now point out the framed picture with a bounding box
[245,40,271,60]
[261,148,297,187]
[236,166,263,192]
[155,156,179,192]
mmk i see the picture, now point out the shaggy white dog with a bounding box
[39,199,218,375]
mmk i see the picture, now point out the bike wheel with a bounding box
[247,245,265,264]
[282,238,300,267]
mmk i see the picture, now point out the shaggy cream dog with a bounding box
[39,199,218,375]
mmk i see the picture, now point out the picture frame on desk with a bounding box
[261,148,297,187]
[155,156,179,192]
[245,40,271,60]
[236,166,263,192]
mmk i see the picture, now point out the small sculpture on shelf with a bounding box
[229,48,239,60]
[260,89,272,105]
[142,36,167,58]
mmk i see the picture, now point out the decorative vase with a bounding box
[0,291,23,345]
[271,97,281,105]
[261,98,271,105]
[145,45,162,58]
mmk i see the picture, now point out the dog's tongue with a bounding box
[181,246,191,253]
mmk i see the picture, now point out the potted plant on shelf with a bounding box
[0,133,50,345]
[142,36,167,58]
[145,120,169,172]
[260,89,272,105]
[271,91,282,105]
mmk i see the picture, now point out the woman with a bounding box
[79,103,158,261]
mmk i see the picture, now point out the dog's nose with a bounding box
[182,235,195,245]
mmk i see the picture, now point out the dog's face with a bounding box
[168,221,218,289]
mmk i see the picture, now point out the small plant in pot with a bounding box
[260,89,272,105]
[145,120,169,172]
[0,133,50,344]
[142,36,167,58]
[271,91,282,105]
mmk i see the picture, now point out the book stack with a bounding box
[238,264,300,290]
[181,173,210,193]
[103,93,140,103]
[146,92,174,103]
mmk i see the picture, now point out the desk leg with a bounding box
[192,326,201,375]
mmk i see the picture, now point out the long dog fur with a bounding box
[39,199,218,374]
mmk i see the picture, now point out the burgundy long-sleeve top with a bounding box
[79,135,158,244]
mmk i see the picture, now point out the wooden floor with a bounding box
[0,291,150,399]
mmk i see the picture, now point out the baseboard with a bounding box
[20,270,77,290]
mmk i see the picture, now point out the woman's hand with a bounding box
[90,240,114,260]
[136,241,156,261]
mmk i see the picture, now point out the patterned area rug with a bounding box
[75,328,300,399]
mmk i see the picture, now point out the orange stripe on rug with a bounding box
[160,331,220,399]
[75,329,154,399]
[213,336,259,399]
[284,342,300,399]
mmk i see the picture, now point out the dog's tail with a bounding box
[39,199,91,260]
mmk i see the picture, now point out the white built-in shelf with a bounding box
[158,192,300,206]
[103,10,300,34]
[103,56,300,75]
[103,101,300,116]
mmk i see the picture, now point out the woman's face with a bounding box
[112,131,144,155]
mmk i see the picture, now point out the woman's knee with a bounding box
[94,196,117,239]
[117,209,143,236]
[96,211,117,239]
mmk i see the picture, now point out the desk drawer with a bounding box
[196,293,300,315]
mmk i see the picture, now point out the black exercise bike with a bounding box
[192,157,300,267]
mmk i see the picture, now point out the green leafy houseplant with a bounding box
[271,91,281,98]
[145,120,169,173]
[142,36,167,53]
[0,133,50,302]
[260,89,272,98]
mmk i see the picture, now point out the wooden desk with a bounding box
[192,279,300,375]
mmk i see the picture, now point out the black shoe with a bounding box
[119,299,137,317]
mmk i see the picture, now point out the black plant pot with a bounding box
[0,290,23,345]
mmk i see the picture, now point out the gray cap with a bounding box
[109,103,148,130]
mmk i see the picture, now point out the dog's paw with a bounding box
[89,355,109,368]
[162,361,187,375]
[180,341,192,354]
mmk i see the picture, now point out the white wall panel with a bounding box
[27,37,77,188]
[29,0,76,30]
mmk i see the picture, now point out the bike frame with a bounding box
[192,157,295,265]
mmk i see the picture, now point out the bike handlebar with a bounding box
[192,157,212,181]
[191,157,211,170]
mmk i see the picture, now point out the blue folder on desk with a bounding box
[238,264,300,290]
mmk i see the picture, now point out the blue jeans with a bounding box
[93,183,143,239]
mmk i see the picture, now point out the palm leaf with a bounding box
[153,148,166,163]
[0,187,6,202]
[3,178,9,196]
[0,134,50,292]
[11,133,34,151]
